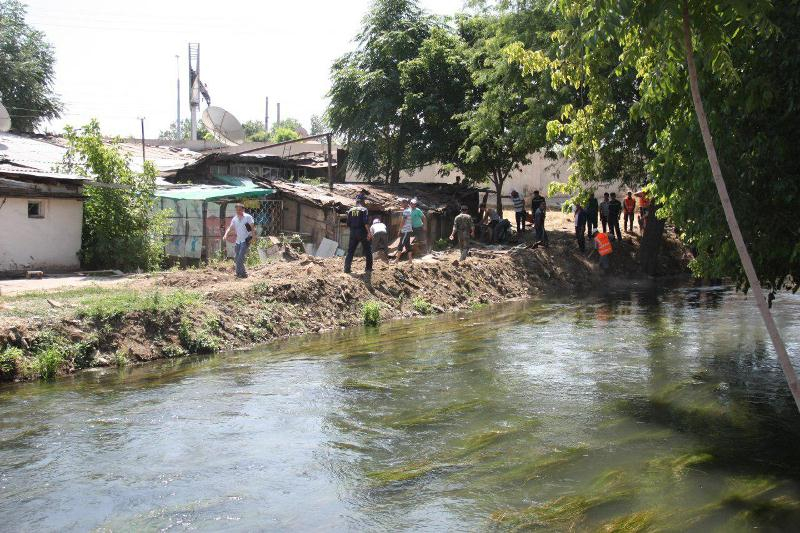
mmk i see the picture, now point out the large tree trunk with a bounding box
[681,1,800,410]
[637,206,665,276]
[493,171,505,216]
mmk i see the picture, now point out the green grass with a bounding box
[362,300,381,326]
[412,296,434,315]
[80,289,201,322]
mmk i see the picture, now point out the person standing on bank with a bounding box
[222,203,256,279]
[370,217,388,257]
[585,194,599,236]
[410,198,428,255]
[511,190,526,234]
[574,203,587,252]
[592,229,613,271]
[599,192,610,233]
[344,193,373,274]
[623,191,636,233]
[396,198,414,264]
[607,192,623,241]
[450,205,475,260]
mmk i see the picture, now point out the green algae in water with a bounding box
[646,452,714,479]
[491,469,636,530]
[366,460,465,485]
[340,378,391,392]
[596,510,656,533]
[492,444,592,485]
[388,399,482,428]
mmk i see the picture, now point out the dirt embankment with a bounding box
[0,212,691,382]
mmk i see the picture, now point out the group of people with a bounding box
[344,195,431,274]
[505,189,548,245]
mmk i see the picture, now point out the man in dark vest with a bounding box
[344,193,373,274]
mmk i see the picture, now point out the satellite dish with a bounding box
[201,106,245,145]
[0,103,11,132]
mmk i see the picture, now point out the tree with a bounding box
[310,114,328,135]
[328,0,434,183]
[158,118,209,141]
[61,120,169,272]
[0,0,62,131]
[271,127,300,143]
[456,4,567,213]
[242,120,266,140]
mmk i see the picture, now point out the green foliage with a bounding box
[178,317,221,354]
[0,0,62,131]
[271,126,301,143]
[79,289,200,322]
[362,300,381,327]
[61,120,169,272]
[507,0,798,290]
[310,114,328,135]
[114,350,127,367]
[249,130,270,142]
[157,118,209,140]
[242,119,266,140]
[35,346,64,380]
[412,296,434,315]
[434,238,450,251]
[0,346,22,377]
[328,0,434,183]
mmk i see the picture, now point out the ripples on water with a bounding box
[1,286,800,531]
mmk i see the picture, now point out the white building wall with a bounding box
[0,197,83,271]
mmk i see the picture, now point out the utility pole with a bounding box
[264,97,269,132]
[327,132,333,190]
[276,102,281,128]
[175,55,181,139]
[138,117,146,163]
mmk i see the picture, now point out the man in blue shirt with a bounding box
[344,193,373,274]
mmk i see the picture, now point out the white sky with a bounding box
[22,0,465,138]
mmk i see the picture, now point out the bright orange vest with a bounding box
[595,232,612,256]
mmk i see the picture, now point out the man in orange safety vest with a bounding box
[592,230,612,270]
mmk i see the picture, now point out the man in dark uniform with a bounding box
[344,193,373,274]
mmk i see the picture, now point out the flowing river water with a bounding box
[2,286,800,531]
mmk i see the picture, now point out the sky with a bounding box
[21,0,465,139]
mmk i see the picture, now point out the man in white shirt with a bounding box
[370,217,388,256]
[396,198,414,263]
[222,203,256,278]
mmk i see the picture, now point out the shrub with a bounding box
[161,344,187,358]
[179,318,221,354]
[114,351,127,367]
[0,347,22,378]
[362,301,381,326]
[434,238,450,251]
[35,346,64,380]
[412,296,434,315]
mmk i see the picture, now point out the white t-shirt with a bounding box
[371,222,387,235]
[401,208,413,233]
[229,213,255,244]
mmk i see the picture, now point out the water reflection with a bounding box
[0,287,799,531]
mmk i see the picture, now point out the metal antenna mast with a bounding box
[188,43,200,140]
[175,54,181,139]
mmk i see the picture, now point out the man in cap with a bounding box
[370,216,389,257]
[450,205,475,261]
[344,193,373,274]
[222,203,256,278]
[511,190,526,234]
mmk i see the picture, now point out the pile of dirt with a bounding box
[0,212,691,382]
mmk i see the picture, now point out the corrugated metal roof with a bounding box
[0,132,67,171]
[0,164,91,183]
[155,184,274,201]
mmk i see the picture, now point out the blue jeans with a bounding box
[234,241,250,277]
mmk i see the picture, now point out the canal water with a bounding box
[2,287,800,531]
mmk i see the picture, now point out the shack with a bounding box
[0,165,91,273]
[257,180,480,256]
[154,181,277,261]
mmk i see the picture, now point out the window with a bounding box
[28,201,44,219]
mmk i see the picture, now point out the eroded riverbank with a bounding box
[0,216,690,382]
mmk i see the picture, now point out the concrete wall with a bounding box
[0,197,83,271]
